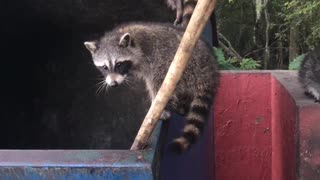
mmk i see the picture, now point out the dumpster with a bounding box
[2,67,319,180]
[0,128,162,179]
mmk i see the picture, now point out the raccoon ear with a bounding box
[84,41,97,53]
[119,33,133,47]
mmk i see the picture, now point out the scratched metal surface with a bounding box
[0,152,152,180]
[0,123,161,180]
[0,167,152,180]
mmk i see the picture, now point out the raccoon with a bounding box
[299,47,320,103]
[165,0,197,27]
[84,22,220,152]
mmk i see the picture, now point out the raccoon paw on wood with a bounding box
[160,110,172,120]
[165,0,183,25]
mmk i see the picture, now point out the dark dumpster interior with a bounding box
[0,0,173,149]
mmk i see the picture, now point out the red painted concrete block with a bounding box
[299,106,320,178]
[214,73,272,180]
[213,71,320,180]
[270,74,297,180]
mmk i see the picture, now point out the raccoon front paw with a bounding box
[144,139,152,149]
[160,111,171,121]
[174,18,182,26]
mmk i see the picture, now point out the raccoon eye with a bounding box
[102,65,108,70]
[115,61,132,74]
[115,62,122,68]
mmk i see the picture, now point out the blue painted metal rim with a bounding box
[0,122,162,169]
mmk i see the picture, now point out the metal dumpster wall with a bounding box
[0,151,153,180]
[159,112,214,180]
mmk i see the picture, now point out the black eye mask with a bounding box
[97,65,109,76]
[115,61,132,75]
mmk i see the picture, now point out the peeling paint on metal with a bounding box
[0,124,161,179]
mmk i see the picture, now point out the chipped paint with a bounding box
[214,71,298,180]
[0,124,162,179]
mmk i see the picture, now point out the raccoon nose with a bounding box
[109,81,119,87]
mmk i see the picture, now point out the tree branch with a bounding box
[263,0,270,69]
[218,32,242,61]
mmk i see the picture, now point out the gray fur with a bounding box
[299,47,320,102]
[165,0,197,26]
[85,22,220,152]
[165,0,183,25]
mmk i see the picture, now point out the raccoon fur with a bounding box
[299,47,320,103]
[165,0,198,27]
[84,22,220,152]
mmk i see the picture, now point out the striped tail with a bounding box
[171,90,213,152]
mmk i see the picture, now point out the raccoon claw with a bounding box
[173,18,182,26]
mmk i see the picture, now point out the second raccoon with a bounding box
[299,47,320,103]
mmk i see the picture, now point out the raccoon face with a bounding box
[84,33,142,87]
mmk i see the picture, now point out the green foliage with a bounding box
[213,47,225,63]
[239,58,262,70]
[216,0,319,70]
[282,0,320,48]
[213,47,239,70]
[213,48,261,70]
[288,54,305,70]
